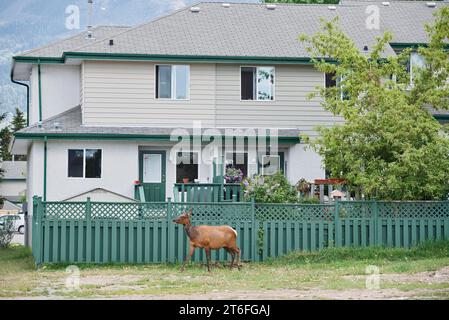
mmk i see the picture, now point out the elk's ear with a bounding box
[188,208,193,216]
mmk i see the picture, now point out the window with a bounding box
[225,152,248,177]
[325,72,337,88]
[68,149,84,178]
[156,65,189,99]
[325,72,348,100]
[409,52,425,86]
[261,155,280,176]
[176,152,198,183]
[68,149,102,178]
[241,66,275,100]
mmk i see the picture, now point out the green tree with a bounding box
[0,113,12,162]
[11,108,26,133]
[299,8,449,200]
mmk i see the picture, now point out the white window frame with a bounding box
[261,155,280,176]
[155,64,190,100]
[68,148,103,179]
[240,66,276,102]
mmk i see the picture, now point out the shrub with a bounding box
[242,172,299,203]
[0,218,16,248]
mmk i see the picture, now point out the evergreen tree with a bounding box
[11,108,26,133]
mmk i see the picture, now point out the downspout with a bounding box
[10,69,30,127]
[38,60,43,122]
[43,136,47,201]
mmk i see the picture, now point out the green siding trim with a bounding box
[2,178,26,181]
[14,132,301,143]
[64,52,318,65]
[13,56,64,64]
[38,62,43,122]
[434,114,449,121]
[390,43,449,50]
[43,136,47,202]
[13,53,320,65]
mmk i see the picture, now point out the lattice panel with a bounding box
[378,202,449,219]
[91,203,167,220]
[339,202,373,218]
[43,202,86,219]
[255,204,335,221]
[171,203,253,222]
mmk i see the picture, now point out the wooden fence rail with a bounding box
[31,197,449,265]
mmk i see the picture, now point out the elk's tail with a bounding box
[227,226,238,237]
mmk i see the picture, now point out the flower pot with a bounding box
[182,178,189,184]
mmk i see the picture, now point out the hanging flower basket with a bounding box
[224,165,243,184]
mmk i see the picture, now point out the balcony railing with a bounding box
[173,183,243,203]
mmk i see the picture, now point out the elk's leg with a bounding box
[233,247,241,270]
[226,248,235,269]
[181,243,195,272]
[204,248,211,272]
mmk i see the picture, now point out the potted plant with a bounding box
[182,177,189,184]
[224,165,243,184]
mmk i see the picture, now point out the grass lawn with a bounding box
[1,241,449,300]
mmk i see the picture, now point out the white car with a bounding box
[0,214,25,234]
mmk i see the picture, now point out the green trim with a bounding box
[38,62,42,122]
[434,114,449,121]
[1,178,26,181]
[64,52,318,65]
[390,43,449,50]
[14,132,301,143]
[13,56,64,64]
[13,53,319,65]
[43,136,47,202]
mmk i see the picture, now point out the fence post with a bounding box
[334,200,341,247]
[86,197,92,220]
[251,197,256,262]
[167,197,174,263]
[372,200,381,246]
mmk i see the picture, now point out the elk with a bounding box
[172,209,241,272]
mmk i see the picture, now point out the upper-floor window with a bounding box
[68,149,102,178]
[408,52,425,86]
[241,66,275,101]
[155,65,189,100]
[325,72,348,100]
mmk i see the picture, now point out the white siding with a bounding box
[287,144,325,184]
[216,64,342,136]
[29,65,81,125]
[0,180,26,198]
[45,141,138,201]
[82,61,216,127]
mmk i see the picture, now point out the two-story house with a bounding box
[9,2,446,212]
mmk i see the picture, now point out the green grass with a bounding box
[1,241,449,299]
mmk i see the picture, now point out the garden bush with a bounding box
[242,172,299,203]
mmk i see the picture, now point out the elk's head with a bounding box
[172,209,192,225]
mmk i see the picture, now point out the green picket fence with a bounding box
[31,196,449,265]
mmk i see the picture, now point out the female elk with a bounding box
[172,209,241,272]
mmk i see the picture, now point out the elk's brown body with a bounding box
[173,209,240,272]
